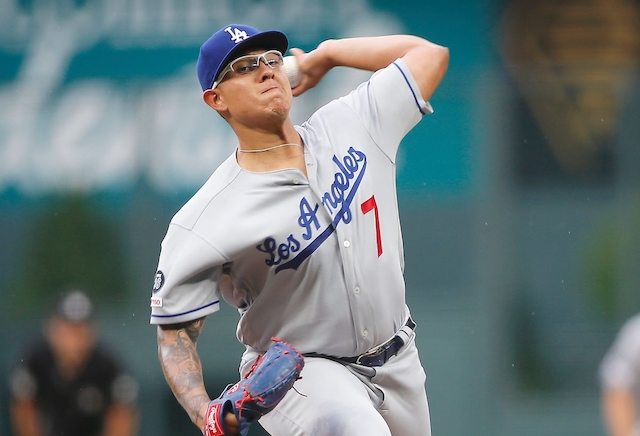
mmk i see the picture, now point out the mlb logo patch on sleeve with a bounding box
[153,270,165,293]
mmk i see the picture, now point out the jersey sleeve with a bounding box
[339,58,433,161]
[599,315,640,389]
[150,224,226,324]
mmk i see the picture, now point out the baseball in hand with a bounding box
[282,56,302,88]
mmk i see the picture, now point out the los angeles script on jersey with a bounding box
[256,146,367,272]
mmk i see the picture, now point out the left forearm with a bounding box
[157,319,211,431]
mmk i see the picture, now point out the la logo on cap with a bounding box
[224,26,249,44]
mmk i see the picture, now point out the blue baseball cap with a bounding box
[196,24,288,91]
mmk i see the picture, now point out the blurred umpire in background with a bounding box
[8,290,139,436]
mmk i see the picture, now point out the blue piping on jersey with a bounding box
[275,155,367,272]
[151,299,219,318]
[392,62,428,115]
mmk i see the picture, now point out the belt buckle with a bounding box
[353,318,414,366]
[355,339,393,366]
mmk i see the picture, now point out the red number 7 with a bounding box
[360,195,383,257]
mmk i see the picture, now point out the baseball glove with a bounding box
[204,337,304,436]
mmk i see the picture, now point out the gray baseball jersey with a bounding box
[150,58,432,358]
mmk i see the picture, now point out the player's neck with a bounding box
[232,118,306,174]
[235,137,306,176]
[235,118,300,152]
[231,118,301,149]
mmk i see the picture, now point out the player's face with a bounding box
[46,317,95,373]
[213,49,293,125]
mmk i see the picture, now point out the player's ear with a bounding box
[203,89,228,112]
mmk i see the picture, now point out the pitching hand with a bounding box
[288,47,332,97]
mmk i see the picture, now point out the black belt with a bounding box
[304,317,416,367]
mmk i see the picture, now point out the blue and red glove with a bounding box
[203,337,304,436]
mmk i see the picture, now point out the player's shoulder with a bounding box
[171,153,240,229]
[327,59,429,118]
[301,80,374,140]
[303,60,409,123]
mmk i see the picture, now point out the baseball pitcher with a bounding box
[150,23,449,435]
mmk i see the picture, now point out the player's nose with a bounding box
[258,62,275,82]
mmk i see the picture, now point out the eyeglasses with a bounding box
[211,50,284,89]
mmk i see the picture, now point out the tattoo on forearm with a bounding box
[157,318,210,427]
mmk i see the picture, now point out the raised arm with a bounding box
[290,34,449,101]
[157,318,213,432]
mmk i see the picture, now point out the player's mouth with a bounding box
[262,84,281,94]
[260,78,284,94]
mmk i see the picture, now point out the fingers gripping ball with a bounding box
[204,338,304,436]
[282,56,302,88]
